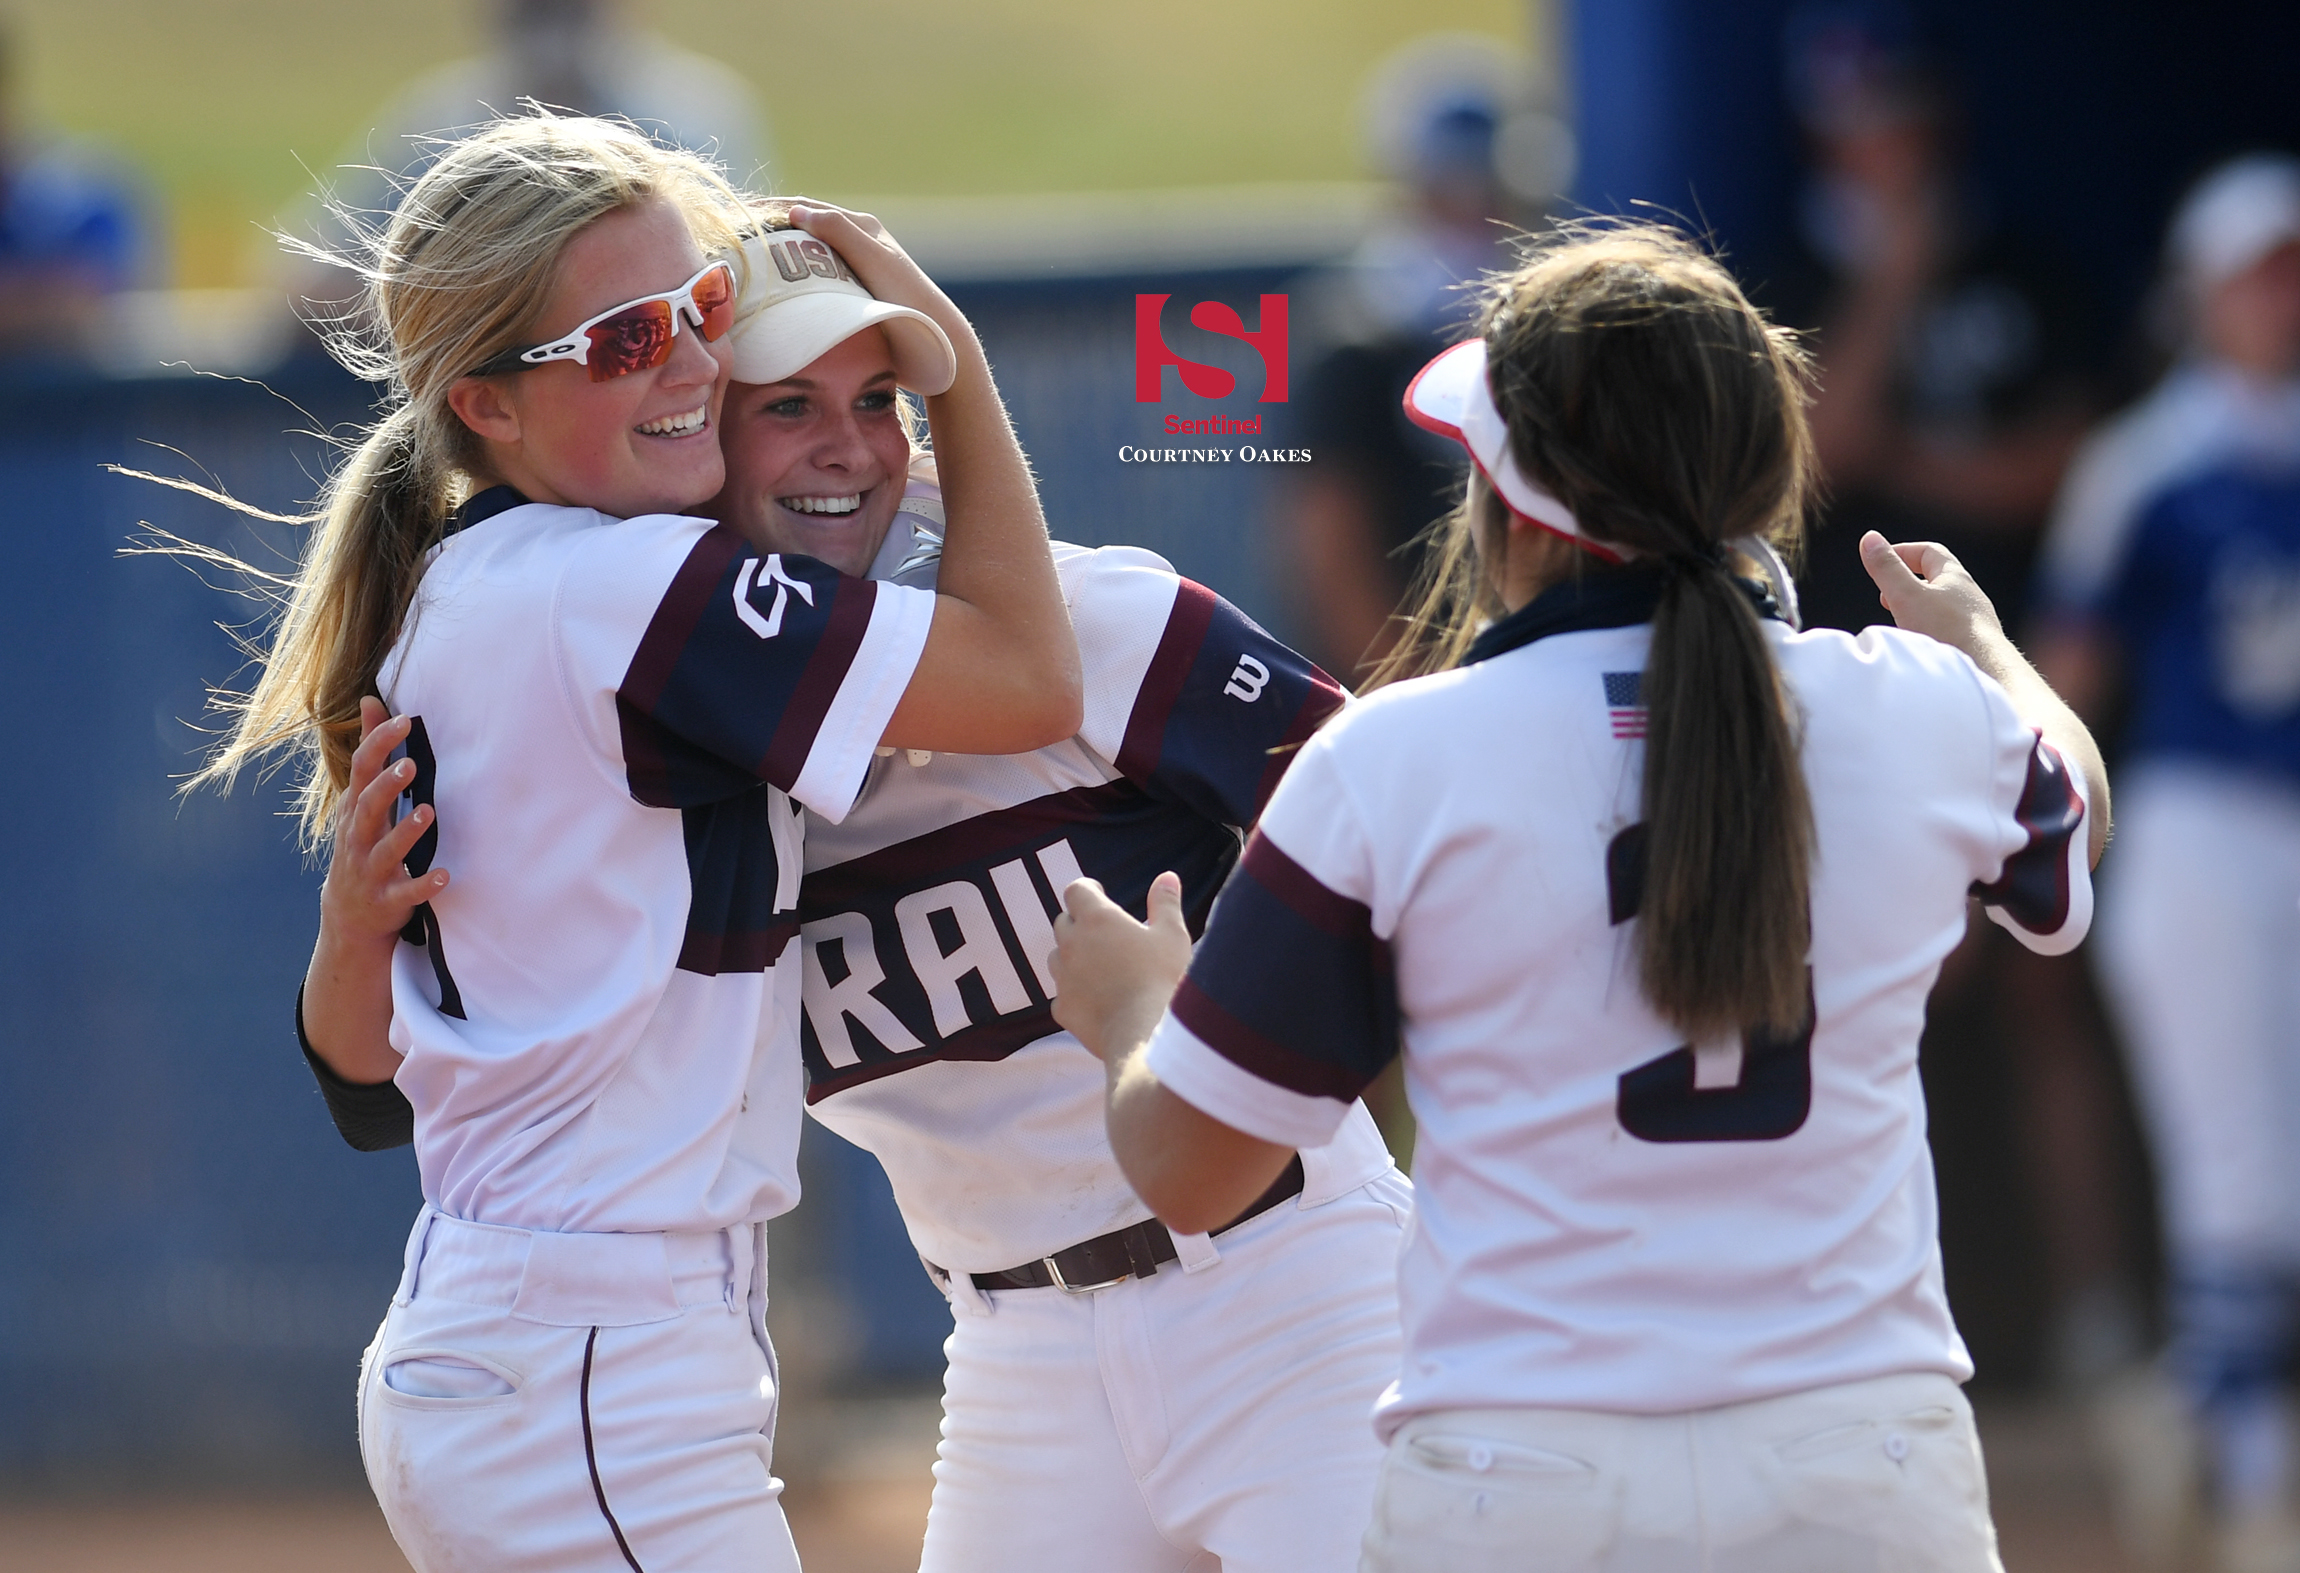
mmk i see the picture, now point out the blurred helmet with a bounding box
[2169,154,2300,292]
[1360,33,1573,207]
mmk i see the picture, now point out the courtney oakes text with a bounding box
[1117,445,1313,463]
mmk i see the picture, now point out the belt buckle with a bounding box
[1044,1254,1132,1295]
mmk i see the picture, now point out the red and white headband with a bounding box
[1402,338,1629,564]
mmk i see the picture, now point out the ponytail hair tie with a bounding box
[1663,541,1731,577]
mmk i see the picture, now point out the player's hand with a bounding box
[1050,872,1193,1065]
[320,696,449,953]
[1859,531,2011,664]
[784,199,979,359]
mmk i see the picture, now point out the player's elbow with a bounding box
[968,639,1083,753]
[1014,660,1084,750]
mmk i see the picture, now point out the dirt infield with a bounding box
[0,1399,2143,1573]
[0,1480,931,1573]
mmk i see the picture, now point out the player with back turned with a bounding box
[1054,223,2111,1572]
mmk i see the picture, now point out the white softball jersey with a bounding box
[1143,570,2093,1431]
[799,530,1392,1273]
[376,486,933,1237]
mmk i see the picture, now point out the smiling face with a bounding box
[710,328,913,576]
[464,194,732,518]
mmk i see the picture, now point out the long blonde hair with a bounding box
[1372,224,1819,1041]
[185,112,745,845]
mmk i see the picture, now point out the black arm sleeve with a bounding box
[297,986,415,1152]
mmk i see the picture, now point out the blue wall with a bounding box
[0,268,1304,1483]
[1571,0,2300,352]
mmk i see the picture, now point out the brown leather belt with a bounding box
[958,1155,1306,1294]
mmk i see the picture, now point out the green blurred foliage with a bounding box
[4,0,1533,286]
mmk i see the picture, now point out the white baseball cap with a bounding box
[723,227,958,395]
[2170,154,2300,291]
[1402,337,1630,562]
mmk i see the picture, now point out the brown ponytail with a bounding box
[1374,223,1818,1040]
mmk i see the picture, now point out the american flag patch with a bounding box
[1603,671,1646,739]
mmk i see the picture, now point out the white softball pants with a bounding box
[920,1171,1411,1573]
[2095,762,2300,1263]
[1359,1371,2003,1573]
[357,1206,799,1573]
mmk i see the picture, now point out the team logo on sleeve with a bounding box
[1224,654,1271,703]
[734,554,815,639]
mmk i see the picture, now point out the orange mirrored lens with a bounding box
[583,299,676,382]
[693,264,735,342]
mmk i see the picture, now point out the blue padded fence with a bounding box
[0,265,1305,1484]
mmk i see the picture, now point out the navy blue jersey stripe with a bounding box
[1170,832,1398,1101]
[1116,578,1344,830]
[1251,669,1346,819]
[622,526,743,716]
[678,916,802,976]
[762,574,878,786]
[1971,735,2083,934]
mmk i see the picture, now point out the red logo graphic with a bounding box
[1134,294,1289,404]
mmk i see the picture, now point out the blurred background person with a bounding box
[360,0,770,186]
[2037,152,2300,1573]
[1779,0,2150,1416]
[282,0,769,334]
[0,16,146,359]
[1780,0,2098,636]
[1276,34,1569,685]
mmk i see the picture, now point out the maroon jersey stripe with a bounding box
[1972,734,2083,934]
[1116,578,1218,781]
[1169,974,1370,1101]
[622,526,743,710]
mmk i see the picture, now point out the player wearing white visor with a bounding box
[255,120,1080,1573]
[1054,224,2111,1573]
[306,209,1408,1571]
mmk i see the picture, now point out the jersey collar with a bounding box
[1462,564,1783,668]
[442,484,532,539]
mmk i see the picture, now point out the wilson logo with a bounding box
[1224,654,1271,703]
[1135,294,1289,404]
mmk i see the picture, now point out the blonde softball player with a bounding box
[224,116,1079,1571]
[311,215,1410,1572]
[1053,225,2111,1573]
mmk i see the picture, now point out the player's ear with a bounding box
[447,375,523,445]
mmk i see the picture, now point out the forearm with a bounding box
[881,333,1082,752]
[302,926,404,1084]
[928,341,1076,725]
[1964,628,2113,865]
[1105,1048,1295,1235]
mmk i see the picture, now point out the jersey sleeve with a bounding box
[601,522,934,822]
[1070,547,1346,828]
[297,987,414,1152]
[1141,731,1398,1148]
[1966,667,2095,955]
